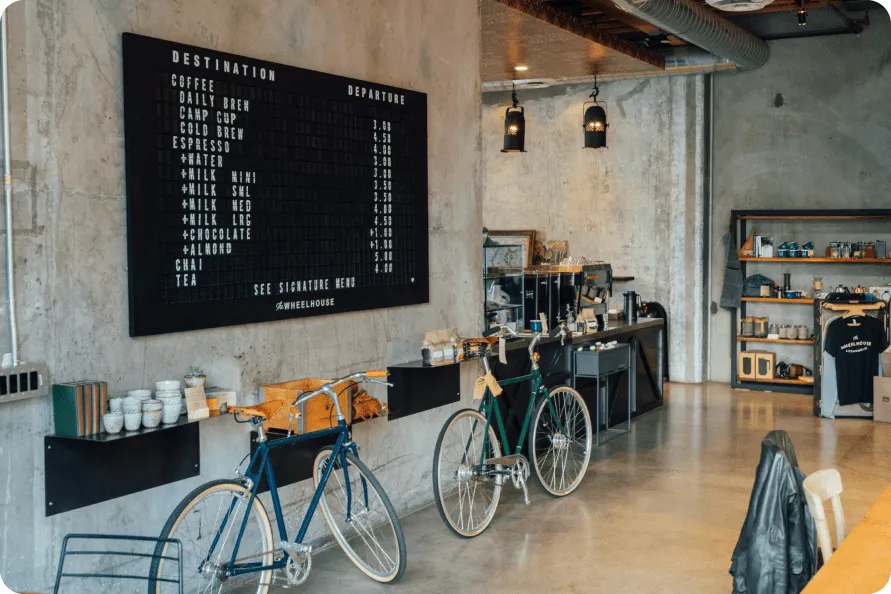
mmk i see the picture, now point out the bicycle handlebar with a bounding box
[292,371,391,417]
[483,322,565,360]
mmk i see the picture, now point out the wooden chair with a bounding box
[803,468,846,562]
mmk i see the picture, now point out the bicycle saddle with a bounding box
[230,400,285,420]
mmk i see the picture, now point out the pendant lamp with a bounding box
[583,74,608,149]
[502,84,525,153]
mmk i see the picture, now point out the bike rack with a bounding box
[53,534,183,594]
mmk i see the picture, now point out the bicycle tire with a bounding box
[313,446,407,583]
[148,479,274,594]
[528,385,593,497]
[432,408,503,538]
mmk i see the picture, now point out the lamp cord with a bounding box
[589,72,600,102]
[511,82,519,109]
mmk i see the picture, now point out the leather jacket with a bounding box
[730,431,818,593]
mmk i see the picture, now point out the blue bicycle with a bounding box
[149,371,406,592]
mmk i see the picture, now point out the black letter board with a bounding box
[122,33,428,336]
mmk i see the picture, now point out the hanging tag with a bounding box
[484,371,503,396]
[499,336,507,365]
[473,376,487,400]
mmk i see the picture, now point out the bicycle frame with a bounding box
[476,361,566,463]
[208,419,365,579]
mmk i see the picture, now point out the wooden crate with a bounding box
[260,378,356,433]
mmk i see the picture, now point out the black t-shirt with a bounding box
[825,315,888,405]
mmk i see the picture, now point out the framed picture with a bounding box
[486,230,536,268]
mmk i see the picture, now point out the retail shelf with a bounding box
[736,337,814,345]
[737,376,814,386]
[741,297,815,304]
[740,257,891,264]
[48,410,229,443]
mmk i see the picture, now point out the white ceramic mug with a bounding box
[109,398,123,413]
[124,412,142,431]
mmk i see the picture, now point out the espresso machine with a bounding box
[576,263,613,329]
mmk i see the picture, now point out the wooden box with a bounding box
[739,352,758,380]
[755,352,776,380]
[260,378,356,433]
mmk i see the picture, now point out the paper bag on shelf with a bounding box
[185,386,209,421]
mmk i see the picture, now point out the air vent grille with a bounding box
[0,362,49,404]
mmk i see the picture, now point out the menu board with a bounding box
[123,33,429,336]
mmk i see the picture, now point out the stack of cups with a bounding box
[155,380,184,424]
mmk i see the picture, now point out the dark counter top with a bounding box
[499,317,664,353]
[390,318,664,369]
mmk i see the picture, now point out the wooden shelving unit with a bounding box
[741,297,814,304]
[737,377,814,386]
[729,209,891,397]
[736,336,814,345]
[740,257,891,264]
[739,212,891,221]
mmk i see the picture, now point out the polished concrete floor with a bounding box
[290,383,891,593]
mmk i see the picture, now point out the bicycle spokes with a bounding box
[532,388,592,496]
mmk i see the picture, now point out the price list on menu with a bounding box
[123,33,428,336]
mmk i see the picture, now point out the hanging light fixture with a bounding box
[502,83,525,153]
[583,73,608,149]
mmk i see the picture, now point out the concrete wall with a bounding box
[708,11,891,381]
[0,0,482,589]
[482,77,707,382]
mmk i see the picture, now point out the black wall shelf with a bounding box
[45,421,200,517]
[386,361,461,421]
[249,430,337,493]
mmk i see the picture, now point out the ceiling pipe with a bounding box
[609,0,769,70]
[482,47,736,91]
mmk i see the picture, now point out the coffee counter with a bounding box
[386,319,666,441]
[487,319,665,448]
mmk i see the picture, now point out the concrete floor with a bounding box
[288,382,891,593]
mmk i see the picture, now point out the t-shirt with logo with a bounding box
[824,315,888,405]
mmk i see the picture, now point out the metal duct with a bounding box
[610,0,769,70]
[481,47,736,91]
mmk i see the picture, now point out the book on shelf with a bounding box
[52,383,86,437]
[52,380,109,437]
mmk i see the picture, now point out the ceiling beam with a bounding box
[491,0,666,69]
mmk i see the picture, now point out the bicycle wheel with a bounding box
[149,479,274,594]
[529,385,592,497]
[313,447,406,583]
[432,408,503,538]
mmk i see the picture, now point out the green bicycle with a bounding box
[432,325,593,537]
